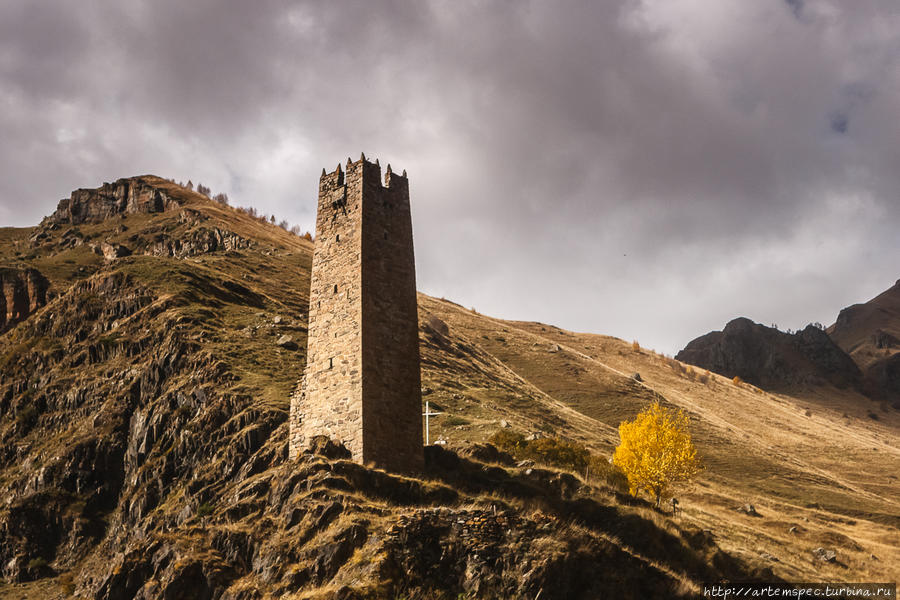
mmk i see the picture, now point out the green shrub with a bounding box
[443,415,470,427]
[588,455,630,493]
[198,502,215,517]
[488,430,626,491]
[27,557,48,571]
[488,429,526,454]
[524,437,590,472]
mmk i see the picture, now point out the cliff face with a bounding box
[828,280,900,400]
[829,280,900,365]
[46,177,183,225]
[676,317,862,391]
[0,268,50,333]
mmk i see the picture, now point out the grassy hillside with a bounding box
[417,297,900,582]
[0,176,897,597]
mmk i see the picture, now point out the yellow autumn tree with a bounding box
[613,402,702,508]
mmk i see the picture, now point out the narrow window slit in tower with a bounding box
[328,358,333,369]
[334,284,338,294]
[336,234,340,242]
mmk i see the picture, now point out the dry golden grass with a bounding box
[416,294,900,582]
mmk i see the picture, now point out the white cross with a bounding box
[422,400,443,445]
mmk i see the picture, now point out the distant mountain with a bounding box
[677,280,900,404]
[675,317,862,391]
[829,280,900,400]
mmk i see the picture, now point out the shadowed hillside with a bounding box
[829,281,900,402]
[0,176,898,598]
[674,318,861,392]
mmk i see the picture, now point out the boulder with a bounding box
[812,547,837,562]
[426,315,449,337]
[736,503,759,516]
[306,436,352,460]
[276,335,298,350]
[101,242,132,260]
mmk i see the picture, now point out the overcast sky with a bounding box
[1,0,898,353]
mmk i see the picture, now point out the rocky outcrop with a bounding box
[0,267,50,333]
[147,227,251,258]
[861,354,900,402]
[676,318,862,391]
[825,279,900,399]
[46,177,182,225]
[870,329,900,350]
[425,315,450,337]
[98,242,132,261]
[829,279,900,365]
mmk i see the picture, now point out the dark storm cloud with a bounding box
[1,0,899,352]
[785,0,804,19]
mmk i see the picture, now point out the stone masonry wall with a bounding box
[360,162,424,472]
[290,160,365,460]
[289,155,423,473]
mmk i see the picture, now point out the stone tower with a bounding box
[289,154,424,473]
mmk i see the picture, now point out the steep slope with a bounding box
[674,318,862,392]
[829,280,900,401]
[829,280,900,366]
[418,300,900,583]
[0,176,766,599]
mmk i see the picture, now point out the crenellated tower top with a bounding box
[318,155,408,193]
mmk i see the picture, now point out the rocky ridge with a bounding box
[46,177,183,226]
[675,317,862,391]
[678,279,900,405]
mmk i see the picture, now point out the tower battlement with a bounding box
[319,155,408,191]
[290,154,423,473]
